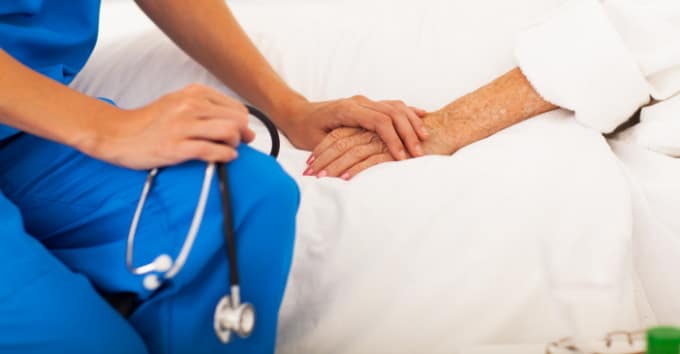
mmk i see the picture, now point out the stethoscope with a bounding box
[126,105,280,344]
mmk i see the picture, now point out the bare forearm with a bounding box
[135,0,307,128]
[427,67,558,153]
[0,50,120,149]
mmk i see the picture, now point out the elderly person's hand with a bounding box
[304,110,457,179]
[281,96,429,161]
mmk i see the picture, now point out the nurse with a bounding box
[0,1,425,354]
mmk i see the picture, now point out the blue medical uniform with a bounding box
[0,2,299,354]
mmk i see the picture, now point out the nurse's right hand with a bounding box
[87,84,255,170]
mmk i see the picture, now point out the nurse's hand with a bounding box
[87,84,255,170]
[280,96,429,161]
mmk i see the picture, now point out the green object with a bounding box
[647,327,680,354]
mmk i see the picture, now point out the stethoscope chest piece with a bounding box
[214,292,256,344]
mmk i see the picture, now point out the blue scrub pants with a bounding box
[0,133,299,354]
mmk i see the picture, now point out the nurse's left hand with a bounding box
[86,84,255,170]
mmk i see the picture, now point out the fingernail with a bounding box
[306,155,316,165]
[341,173,351,180]
[303,167,314,176]
[317,170,328,178]
[399,150,408,160]
[415,144,424,156]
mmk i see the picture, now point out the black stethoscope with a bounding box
[126,105,280,344]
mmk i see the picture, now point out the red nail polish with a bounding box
[341,173,351,180]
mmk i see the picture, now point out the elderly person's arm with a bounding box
[308,0,680,179]
[305,68,556,178]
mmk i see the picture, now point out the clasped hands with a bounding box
[285,95,460,180]
[290,67,554,180]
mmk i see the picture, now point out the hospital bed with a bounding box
[73,0,680,353]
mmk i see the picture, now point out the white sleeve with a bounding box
[514,0,680,133]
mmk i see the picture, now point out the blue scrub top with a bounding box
[0,0,101,141]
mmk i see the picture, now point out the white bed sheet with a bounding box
[73,1,680,352]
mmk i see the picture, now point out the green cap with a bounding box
[647,327,680,354]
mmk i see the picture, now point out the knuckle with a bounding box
[339,100,355,111]
[197,145,212,158]
[229,118,244,130]
[183,84,198,94]
[184,83,204,94]
[186,144,204,158]
[220,124,235,138]
[329,129,345,139]
[334,139,350,152]
[218,148,231,160]
[352,95,367,101]
[237,112,250,125]
[178,97,200,112]
[237,104,248,114]
[368,134,381,145]
[359,131,375,142]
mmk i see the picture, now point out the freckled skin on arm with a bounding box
[423,67,559,155]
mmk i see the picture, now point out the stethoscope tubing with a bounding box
[217,162,239,286]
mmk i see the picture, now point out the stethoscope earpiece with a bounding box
[143,274,161,291]
[141,254,174,291]
[153,254,173,273]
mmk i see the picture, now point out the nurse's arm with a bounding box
[0,49,254,169]
[134,0,430,160]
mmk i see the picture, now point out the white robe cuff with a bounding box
[514,0,651,133]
